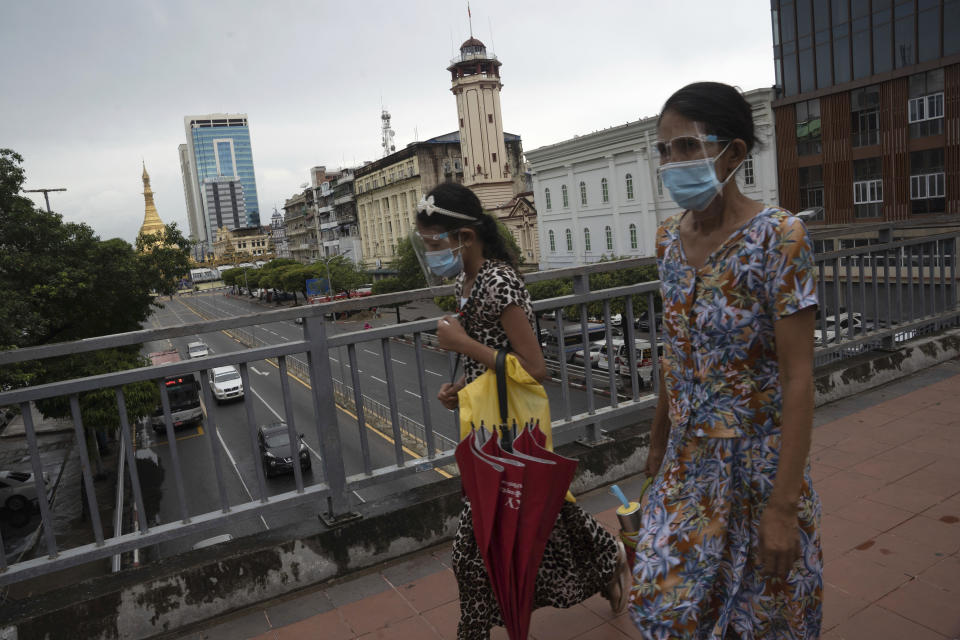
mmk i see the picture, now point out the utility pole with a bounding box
[24,188,67,213]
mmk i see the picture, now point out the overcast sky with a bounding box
[1,0,775,243]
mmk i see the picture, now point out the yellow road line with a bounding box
[179,298,452,479]
[152,424,206,446]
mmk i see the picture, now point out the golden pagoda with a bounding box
[138,162,167,245]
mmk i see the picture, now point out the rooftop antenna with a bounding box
[414,126,419,142]
[450,27,455,57]
[467,2,473,38]
[381,107,396,157]
[488,17,496,52]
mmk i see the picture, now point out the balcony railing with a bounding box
[0,223,956,586]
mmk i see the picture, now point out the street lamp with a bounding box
[315,248,353,387]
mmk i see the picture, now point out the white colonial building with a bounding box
[526,88,779,270]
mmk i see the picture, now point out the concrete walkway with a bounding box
[175,359,960,640]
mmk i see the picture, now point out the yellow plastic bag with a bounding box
[458,352,575,502]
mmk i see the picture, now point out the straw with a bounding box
[609,484,630,510]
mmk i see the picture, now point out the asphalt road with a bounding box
[136,292,626,558]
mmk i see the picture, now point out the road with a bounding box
[137,294,455,559]
[135,292,621,558]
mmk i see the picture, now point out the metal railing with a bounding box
[0,224,957,586]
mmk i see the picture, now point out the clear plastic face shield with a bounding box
[655,122,743,212]
[410,195,478,288]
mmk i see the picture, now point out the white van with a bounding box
[597,338,661,387]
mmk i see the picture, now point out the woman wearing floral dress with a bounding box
[629,82,823,638]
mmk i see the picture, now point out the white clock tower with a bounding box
[448,37,515,210]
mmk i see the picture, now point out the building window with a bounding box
[492,152,497,162]
[549,230,556,252]
[579,181,587,206]
[743,155,755,187]
[629,224,638,250]
[605,225,613,251]
[796,98,822,156]
[544,188,552,210]
[657,174,663,197]
[908,69,945,138]
[561,185,569,208]
[565,228,573,252]
[583,228,591,252]
[487,114,493,123]
[851,85,881,147]
[459,118,464,128]
[601,178,609,203]
[799,166,824,210]
[625,174,634,200]
[910,149,946,215]
[853,158,883,219]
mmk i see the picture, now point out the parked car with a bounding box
[209,365,244,403]
[635,311,663,333]
[187,341,209,359]
[257,422,311,478]
[572,341,605,368]
[813,312,874,344]
[0,469,50,512]
[597,338,661,387]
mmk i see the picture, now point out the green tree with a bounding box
[136,223,192,296]
[0,148,164,473]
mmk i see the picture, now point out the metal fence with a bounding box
[0,223,957,587]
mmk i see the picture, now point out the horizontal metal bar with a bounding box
[813,310,960,358]
[0,340,311,406]
[815,232,960,261]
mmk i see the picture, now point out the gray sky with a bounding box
[1,0,775,243]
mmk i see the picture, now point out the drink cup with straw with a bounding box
[609,479,652,572]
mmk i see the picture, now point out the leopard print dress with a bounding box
[452,260,619,640]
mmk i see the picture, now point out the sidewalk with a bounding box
[175,358,960,640]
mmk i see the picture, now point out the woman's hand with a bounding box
[438,379,465,410]
[757,502,801,579]
[436,315,469,353]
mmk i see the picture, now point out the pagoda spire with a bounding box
[138,162,167,243]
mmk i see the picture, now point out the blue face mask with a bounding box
[424,245,464,278]
[659,144,741,212]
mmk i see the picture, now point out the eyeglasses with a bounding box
[654,134,728,161]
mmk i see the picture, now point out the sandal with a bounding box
[605,538,631,613]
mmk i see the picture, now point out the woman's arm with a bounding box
[436,305,548,382]
[759,306,816,577]
[646,367,671,477]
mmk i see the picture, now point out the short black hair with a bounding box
[659,82,760,153]
[416,181,518,269]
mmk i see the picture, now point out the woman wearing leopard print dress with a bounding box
[414,182,630,640]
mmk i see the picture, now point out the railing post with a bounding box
[878,227,896,350]
[303,315,358,525]
[572,272,611,447]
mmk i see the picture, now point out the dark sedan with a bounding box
[257,422,312,478]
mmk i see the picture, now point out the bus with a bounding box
[541,323,607,363]
[148,350,203,433]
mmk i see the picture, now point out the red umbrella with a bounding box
[454,430,502,559]
[479,426,578,640]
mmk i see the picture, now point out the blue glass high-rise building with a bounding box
[182,114,261,245]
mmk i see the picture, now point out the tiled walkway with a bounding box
[181,359,960,640]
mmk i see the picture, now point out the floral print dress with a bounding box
[628,207,823,639]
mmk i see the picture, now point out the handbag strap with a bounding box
[495,348,509,426]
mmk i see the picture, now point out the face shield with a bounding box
[655,122,742,212]
[410,195,478,288]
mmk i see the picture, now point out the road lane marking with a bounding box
[363,349,378,356]
[250,367,270,376]
[150,425,206,446]
[329,356,339,363]
[186,300,452,480]
[251,387,284,421]
[404,390,421,399]
[426,370,443,377]
[370,376,387,384]
[262,359,453,480]
[391,358,407,365]
[214,428,270,531]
